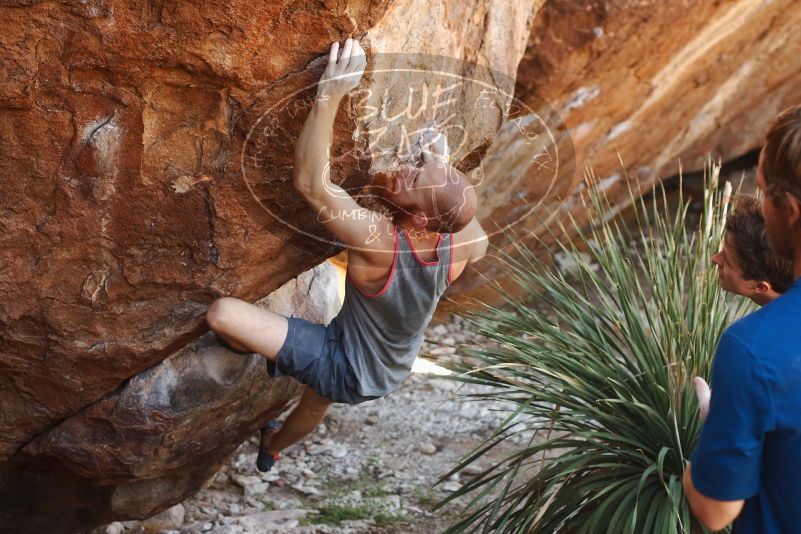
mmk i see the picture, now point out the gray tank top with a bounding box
[333,227,452,396]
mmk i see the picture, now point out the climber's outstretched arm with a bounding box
[293,39,394,255]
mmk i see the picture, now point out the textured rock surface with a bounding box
[260,261,341,326]
[448,0,801,300]
[0,0,537,532]
[3,0,801,531]
[0,264,339,532]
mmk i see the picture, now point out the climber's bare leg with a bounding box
[205,297,288,361]
[264,386,333,453]
[216,334,250,353]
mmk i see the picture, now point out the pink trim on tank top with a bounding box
[447,233,454,285]
[347,226,399,298]
[405,229,442,266]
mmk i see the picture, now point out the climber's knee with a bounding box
[206,297,240,333]
[206,298,260,354]
[205,297,289,358]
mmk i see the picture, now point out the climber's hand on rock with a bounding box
[420,128,450,165]
[316,38,366,103]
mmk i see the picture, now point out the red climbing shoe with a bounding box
[257,420,282,472]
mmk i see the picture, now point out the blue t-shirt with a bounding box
[691,277,801,533]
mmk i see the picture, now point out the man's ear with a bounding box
[412,211,428,228]
[784,191,801,228]
[755,280,772,294]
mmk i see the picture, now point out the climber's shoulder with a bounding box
[448,218,488,282]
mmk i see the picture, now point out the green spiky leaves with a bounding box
[439,164,751,534]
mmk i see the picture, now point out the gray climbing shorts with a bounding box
[270,317,381,405]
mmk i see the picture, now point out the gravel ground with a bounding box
[102,320,535,534]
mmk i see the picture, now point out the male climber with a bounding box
[205,38,488,471]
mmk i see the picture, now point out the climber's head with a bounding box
[372,161,477,233]
[711,195,793,305]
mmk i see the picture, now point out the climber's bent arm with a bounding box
[293,99,394,256]
[292,39,393,256]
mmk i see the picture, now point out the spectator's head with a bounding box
[712,195,794,305]
[758,104,801,270]
[372,161,477,233]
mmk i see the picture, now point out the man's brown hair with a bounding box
[726,195,794,293]
[763,104,801,201]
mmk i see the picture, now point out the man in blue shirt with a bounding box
[684,104,801,532]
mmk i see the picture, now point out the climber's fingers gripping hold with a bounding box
[345,40,366,74]
[327,39,341,64]
[317,38,366,102]
[420,128,450,165]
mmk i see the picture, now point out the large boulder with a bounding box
[0,264,337,532]
[0,0,538,531]
[449,0,801,300]
[3,0,801,530]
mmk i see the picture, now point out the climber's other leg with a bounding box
[206,297,288,361]
[263,385,333,454]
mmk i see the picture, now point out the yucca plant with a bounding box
[438,163,755,533]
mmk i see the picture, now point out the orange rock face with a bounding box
[2,0,801,530]
[450,0,801,299]
[0,0,537,531]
